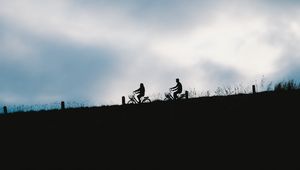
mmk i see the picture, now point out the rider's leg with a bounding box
[137,94,142,103]
[173,91,180,100]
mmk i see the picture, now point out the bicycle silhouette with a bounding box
[127,93,151,104]
[164,89,187,101]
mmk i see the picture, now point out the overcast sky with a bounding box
[1,0,300,106]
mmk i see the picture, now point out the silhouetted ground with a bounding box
[1,90,300,169]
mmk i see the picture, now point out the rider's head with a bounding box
[176,78,180,83]
[140,83,144,87]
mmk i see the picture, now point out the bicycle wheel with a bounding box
[127,100,135,104]
[142,98,151,103]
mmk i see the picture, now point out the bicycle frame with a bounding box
[165,89,185,101]
[128,93,151,104]
[129,94,139,103]
[165,92,174,100]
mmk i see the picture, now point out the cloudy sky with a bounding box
[1,0,300,106]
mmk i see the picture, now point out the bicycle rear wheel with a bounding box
[142,98,151,103]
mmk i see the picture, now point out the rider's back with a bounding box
[177,82,182,93]
[140,86,145,96]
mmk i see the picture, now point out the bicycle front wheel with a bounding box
[164,97,170,101]
[127,100,135,104]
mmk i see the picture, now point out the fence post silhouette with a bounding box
[122,96,126,105]
[252,85,256,94]
[185,91,189,99]
[3,106,7,114]
[61,101,65,110]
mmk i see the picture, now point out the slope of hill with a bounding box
[1,90,300,168]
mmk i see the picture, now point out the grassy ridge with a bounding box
[0,90,300,168]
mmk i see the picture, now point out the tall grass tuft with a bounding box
[274,80,300,91]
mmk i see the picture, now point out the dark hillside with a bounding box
[1,91,300,168]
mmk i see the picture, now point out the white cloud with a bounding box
[0,36,34,58]
[1,0,300,105]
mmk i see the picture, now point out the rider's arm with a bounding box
[134,88,140,93]
[171,85,178,91]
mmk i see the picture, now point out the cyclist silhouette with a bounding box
[170,78,182,100]
[133,83,145,103]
